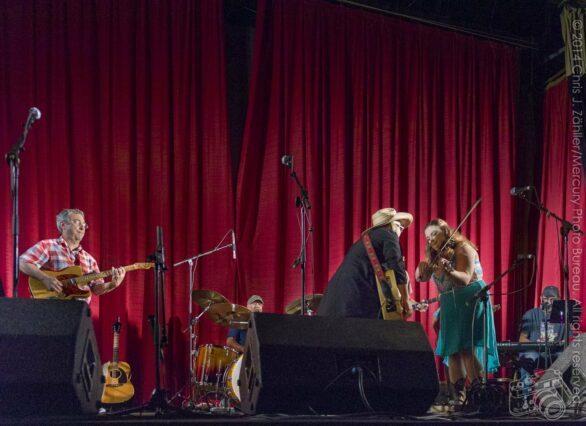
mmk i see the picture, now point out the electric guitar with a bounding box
[375,270,414,320]
[101,317,135,405]
[28,262,154,300]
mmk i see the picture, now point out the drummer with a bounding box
[226,295,264,353]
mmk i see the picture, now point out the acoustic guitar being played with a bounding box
[28,262,154,300]
[101,317,135,405]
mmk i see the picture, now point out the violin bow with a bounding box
[430,197,482,265]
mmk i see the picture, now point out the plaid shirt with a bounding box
[20,236,104,290]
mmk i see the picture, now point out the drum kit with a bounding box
[186,289,323,411]
[187,289,248,410]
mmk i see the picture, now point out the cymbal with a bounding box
[192,289,228,307]
[207,303,251,330]
[285,294,323,315]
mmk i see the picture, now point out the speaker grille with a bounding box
[0,298,103,415]
[239,313,439,415]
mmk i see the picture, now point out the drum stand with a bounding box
[173,234,235,410]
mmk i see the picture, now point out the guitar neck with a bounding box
[422,296,440,304]
[113,333,119,366]
[65,263,150,285]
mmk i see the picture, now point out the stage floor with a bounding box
[2,406,585,425]
[1,413,584,425]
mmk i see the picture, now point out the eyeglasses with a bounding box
[393,222,405,232]
[68,219,89,230]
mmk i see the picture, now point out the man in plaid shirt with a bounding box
[19,208,126,301]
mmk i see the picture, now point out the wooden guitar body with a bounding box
[101,318,135,405]
[101,361,134,404]
[28,266,91,300]
[28,262,153,300]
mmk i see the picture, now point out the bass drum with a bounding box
[224,354,243,403]
[194,344,238,391]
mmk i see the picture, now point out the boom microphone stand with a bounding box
[512,188,583,350]
[5,107,41,297]
[173,232,235,405]
[282,155,312,315]
[467,256,532,411]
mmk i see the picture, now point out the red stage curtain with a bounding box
[0,0,233,402]
[537,78,586,331]
[236,0,521,347]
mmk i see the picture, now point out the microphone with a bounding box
[30,107,41,121]
[516,254,534,261]
[281,155,293,169]
[510,186,532,197]
[25,107,41,129]
[231,230,237,260]
[6,107,42,163]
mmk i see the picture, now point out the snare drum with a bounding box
[194,344,238,391]
[224,354,243,403]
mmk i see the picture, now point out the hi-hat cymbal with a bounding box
[192,289,229,308]
[207,303,251,329]
[285,294,323,315]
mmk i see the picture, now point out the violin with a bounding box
[416,198,482,283]
[416,245,456,281]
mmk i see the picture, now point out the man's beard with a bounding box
[541,300,552,313]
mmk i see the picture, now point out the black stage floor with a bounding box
[1,412,584,425]
[2,380,584,424]
[2,405,585,425]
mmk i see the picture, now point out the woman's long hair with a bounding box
[424,218,477,262]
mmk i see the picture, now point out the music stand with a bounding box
[550,299,582,325]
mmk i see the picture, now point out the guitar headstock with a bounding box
[134,262,155,270]
[113,317,121,334]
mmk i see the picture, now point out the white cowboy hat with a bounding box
[363,208,413,234]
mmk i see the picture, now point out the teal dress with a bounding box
[433,258,500,373]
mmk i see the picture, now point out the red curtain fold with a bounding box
[0,0,233,402]
[538,78,586,331]
[236,0,520,347]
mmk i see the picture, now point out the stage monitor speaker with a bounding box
[0,298,103,416]
[238,313,439,415]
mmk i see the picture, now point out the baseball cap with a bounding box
[542,286,560,298]
[247,295,264,305]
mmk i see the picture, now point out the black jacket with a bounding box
[318,226,406,318]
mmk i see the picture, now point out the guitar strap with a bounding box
[362,233,397,318]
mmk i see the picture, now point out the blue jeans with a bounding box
[519,351,559,399]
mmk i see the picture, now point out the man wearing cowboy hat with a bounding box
[318,208,413,318]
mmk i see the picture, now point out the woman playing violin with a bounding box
[415,218,499,407]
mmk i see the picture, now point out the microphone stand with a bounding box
[514,192,583,350]
[110,227,183,416]
[287,165,312,316]
[149,226,169,412]
[467,259,526,411]
[5,113,37,297]
[173,238,234,405]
